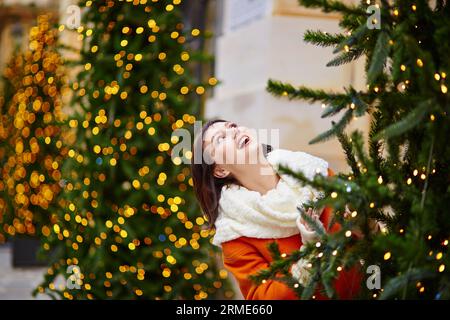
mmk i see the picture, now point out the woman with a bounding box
[190,119,362,300]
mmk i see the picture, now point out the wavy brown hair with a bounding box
[190,119,273,231]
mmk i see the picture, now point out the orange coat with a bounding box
[220,168,362,300]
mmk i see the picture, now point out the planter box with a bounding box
[12,236,47,267]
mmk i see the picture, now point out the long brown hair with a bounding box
[190,119,273,231]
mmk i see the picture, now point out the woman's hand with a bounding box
[292,208,324,286]
[296,208,323,244]
[300,208,321,232]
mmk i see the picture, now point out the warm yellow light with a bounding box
[180,86,189,94]
[196,86,205,95]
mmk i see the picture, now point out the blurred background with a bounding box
[0,0,368,299]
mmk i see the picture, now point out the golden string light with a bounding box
[0,14,68,242]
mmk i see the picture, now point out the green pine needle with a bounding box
[367,31,391,84]
[304,30,346,47]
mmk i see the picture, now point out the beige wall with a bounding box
[206,0,369,174]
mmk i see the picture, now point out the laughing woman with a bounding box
[190,119,362,300]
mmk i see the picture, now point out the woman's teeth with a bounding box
[238,135,250,148]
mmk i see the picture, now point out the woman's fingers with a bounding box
[343,204,352,219]
[300,208,321,232]
[300,208,310,231]
[300,208,312,225]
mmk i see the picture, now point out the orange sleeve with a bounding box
[222,240,298,300]
[327,167,335,177]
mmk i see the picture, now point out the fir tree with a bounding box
[0,15,67,247]
[35,0,234,300]
[251,0,450,299]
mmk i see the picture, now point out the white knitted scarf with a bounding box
[212,148,329,248]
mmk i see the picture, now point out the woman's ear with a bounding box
[213,165,231,179]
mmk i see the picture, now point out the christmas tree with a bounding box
[250,0,450,299]
[0,52,20,245]
[0,15,67,246]
[35,0,234,299]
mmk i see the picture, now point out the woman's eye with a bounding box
[230,123,237,128]
[215,134,224,144]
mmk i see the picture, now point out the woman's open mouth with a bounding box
[237,134,251,149]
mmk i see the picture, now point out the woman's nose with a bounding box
[226,127,239,139]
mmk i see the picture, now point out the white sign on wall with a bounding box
[222,0,273,34]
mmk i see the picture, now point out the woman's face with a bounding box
[202,121,260,179]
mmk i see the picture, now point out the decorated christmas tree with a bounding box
[251,0,450,299]
[35,0,234,299]
[0,15,68,246]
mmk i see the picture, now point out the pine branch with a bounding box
[309,110,353,144]
[374,99,434,140]
[299,0,366,15]
[326,48,364,67]
[349,87,370,116]
[267,79,348,104]
[337,130,360,177]
[350,130,369,168]
[301,276,318,299]
[367,31,391,84]
[304,30,346,47]
[297,205,327,237]
[321,101,348,118]
[368,111,384,173]
[379,268,436,299]
[390,23,408,83]
[320,87,369,118]
[333,24,368,54]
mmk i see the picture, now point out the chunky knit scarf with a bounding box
[212,148,329,248]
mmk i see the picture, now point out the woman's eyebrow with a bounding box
[209,122,230,144]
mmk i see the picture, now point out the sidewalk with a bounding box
[0,244,49,300]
